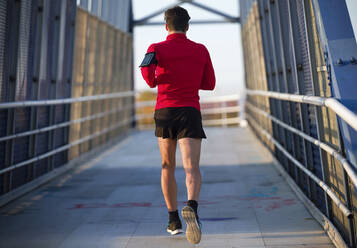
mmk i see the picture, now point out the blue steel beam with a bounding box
[133,0,240,26]
[180,0,240,23]
[311,0,357,167]
[134,20,239,26]
[133,2,183,26]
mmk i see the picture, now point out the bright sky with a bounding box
[133,0,357,98]
[346,0,357,39]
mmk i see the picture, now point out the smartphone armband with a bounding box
[139,52,157,67]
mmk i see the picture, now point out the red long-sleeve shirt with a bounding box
[140,33,215,111]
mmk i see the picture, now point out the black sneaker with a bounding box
[167,219,183,235]
[181,205,202,244]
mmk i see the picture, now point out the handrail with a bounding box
[0,117,134,175]
[0,105,169,175]
[135,94,240,108]
[201,106,240,115]
[0,91,135,109]
[135,94,241,127]
[246,89,357,131]
[203,117,241,126]
[246,101,357,188]
[135,100,156,108]
[0,91,238,110]
[200,94,239,103]
[0,90,135,175]
[246,112,352,218]
[0,92,240,175]
[0,105,133,142]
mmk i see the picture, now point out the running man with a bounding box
[139,6,215,244]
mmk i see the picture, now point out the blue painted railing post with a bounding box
[312,0,357,167]
[312,1,357,246]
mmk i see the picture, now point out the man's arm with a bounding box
[140,44,157,88]
[200,47,215,90]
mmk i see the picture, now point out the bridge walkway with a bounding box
[0,127,334,248]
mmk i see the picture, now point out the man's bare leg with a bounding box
[178,137,202,244]
[158,137,178,212]
[178,138,202,201]
[158,137,183,235]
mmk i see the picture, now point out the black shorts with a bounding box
[154,107,207,139]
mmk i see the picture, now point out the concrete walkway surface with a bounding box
[0,127,334,248]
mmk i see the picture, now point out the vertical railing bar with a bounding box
[266,0,290,172]
[66,0,75,163]
[80,10,90,155]
[55,0,69,170]
[48,105,54,171]
[34,0,48,180]
[339,120,356,247]
[253,2,269,149]
[116,31,124,136]
[257,0,279,152]
[6,0,23,192]
[5,109,15,192]
[123,35,130,130]
[91,17,101,149]
[107,26,115,142]
[302,0,332,218]
[27,0,41,186]
[271,0,298,179]
[28,104,37,182]
[278,0,300,184]
[341,151,356,246]
[101,22,110,145]
[288,0,314,200]
[49,0,61,173]
[333,84,356,247]
[253,5,264,135]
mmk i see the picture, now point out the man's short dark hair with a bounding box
[164,6,190,32]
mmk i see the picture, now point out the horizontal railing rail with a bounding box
[246,101,357,188]
[0,91,135,109]
[0,105,133,143]
[135,94,241,107]
[245,89,357,219]
[200,94,240,103]
[135,100,156,108]
[246,112,352,217]
[246,89,357,131]
[201,106,240,115]
[0,91,242,176]
[135,94,242,127]
[0,117,133,175]
[203,117,241,126]
[0,90,136,176]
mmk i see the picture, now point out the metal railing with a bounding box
[135,93,242,128]
[246,89,357,131]
[246,89,357,219]
[0,92,136,176]
[0,91,242,177]
[0,92,135,109]
[241,0,357,245]
[0,1,135,203]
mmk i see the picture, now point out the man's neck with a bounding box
[167,30,186,35]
